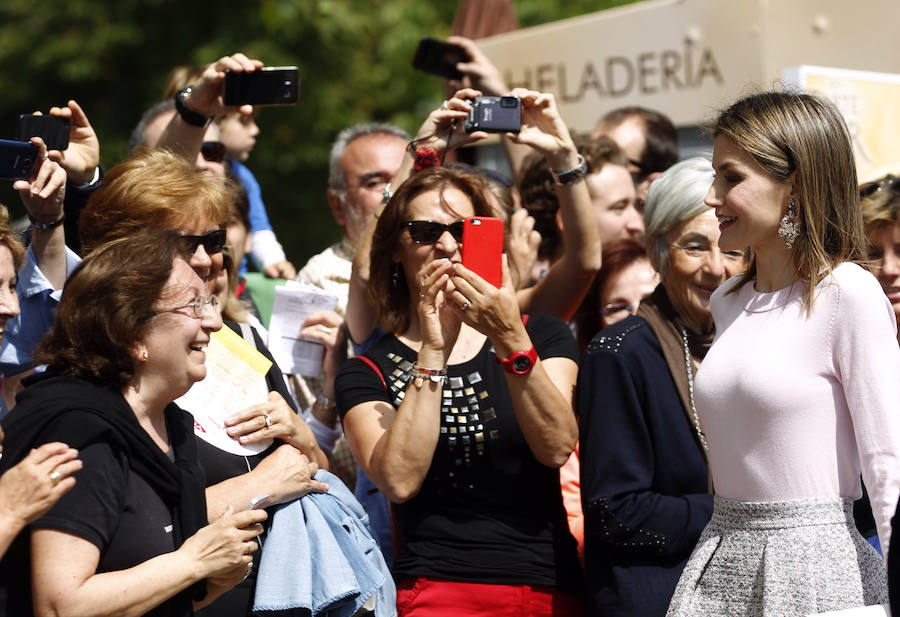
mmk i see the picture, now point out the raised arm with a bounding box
[157,53,261,161]
[14,138,68,290]
[510,89,601,321]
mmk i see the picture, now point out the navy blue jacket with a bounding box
[578,316,713,617]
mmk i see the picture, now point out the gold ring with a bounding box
[49,470,62,486]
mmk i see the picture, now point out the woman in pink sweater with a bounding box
[666,92,900,616]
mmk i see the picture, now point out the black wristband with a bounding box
[175,86,210,127]
[29,213,65,230]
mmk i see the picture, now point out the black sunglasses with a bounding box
[404,220,464,244]
[860,176,900,199]
[179,229,227,255]
[200,141,226,163]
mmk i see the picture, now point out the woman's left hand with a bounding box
[411,87,488,158]
[447,255,528,346]
[225,391,319,457]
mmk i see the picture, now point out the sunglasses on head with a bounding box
[404,220,464,244]
[179,228,227,255]
[860,176,900,199]
[200,141,226,163]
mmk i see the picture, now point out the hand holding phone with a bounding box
[462,216,504,288]
[412,37,470,81]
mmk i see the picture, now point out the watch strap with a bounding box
[551,153,587,185]
[175,86,210,127]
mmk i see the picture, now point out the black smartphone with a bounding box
[0,139,39,181]
[463,96,522,134]
[223,67,300,106]
[16,115,70,151]
[412,37,469,81]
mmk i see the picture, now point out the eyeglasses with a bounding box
[151,295,219,320]
[403,220,464,244]
[179,229,227,256]
[860,176,900,199]
[200,141,226,163]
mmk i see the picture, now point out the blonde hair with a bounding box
[713,91,867,309]
[80,148,235,256]
[0,204,25,270]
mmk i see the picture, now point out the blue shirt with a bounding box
[0,246,81,376]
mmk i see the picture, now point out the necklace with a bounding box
[680,325,709,453]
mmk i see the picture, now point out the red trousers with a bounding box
[396,577,583,617]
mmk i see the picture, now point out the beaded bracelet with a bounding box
[411,364,447,388]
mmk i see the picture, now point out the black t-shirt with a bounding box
[335,313,582,588]
[193,321,296,617]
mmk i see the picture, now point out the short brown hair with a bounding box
[80,148,235,256]
[713,91,866,310]
[517,134,627,261]
[36,229,185,389]
[861,175,900,232]
[370,166,495,334]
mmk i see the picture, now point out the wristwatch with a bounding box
[496,345,538,375]
[551,153,587,185]
[175,86,210,127]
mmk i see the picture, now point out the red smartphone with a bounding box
[462,216,504,288]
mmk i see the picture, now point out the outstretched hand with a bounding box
[505,89,577,167]
[13,138,66,224]
[411,87,488,158]
[46,100,100,186]
[186,53,263,118]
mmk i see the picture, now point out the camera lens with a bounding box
[500,96,517,108]
[281,81,293,100]
[23,158,32,168]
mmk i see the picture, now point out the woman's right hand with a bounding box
[178,506,266,581]
[416,259,462,365]
[507,88,579,170]
[248,444,329,505]
[411,87,488,158]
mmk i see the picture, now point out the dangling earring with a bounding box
[391,263,401,288]
[778,198,800,249]
[139,350,149,363]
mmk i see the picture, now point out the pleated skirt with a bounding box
[666,497,887,617]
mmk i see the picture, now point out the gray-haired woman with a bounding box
[578,156,746,617]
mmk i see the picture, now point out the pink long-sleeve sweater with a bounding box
[695,262,900,558]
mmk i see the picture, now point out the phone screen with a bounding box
[462,216,504,288]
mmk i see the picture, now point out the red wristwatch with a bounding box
[496,345,538,375]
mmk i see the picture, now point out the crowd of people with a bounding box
[0,34,898,617]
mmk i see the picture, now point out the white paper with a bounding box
[178,328,273,456]
[268,282,337,376]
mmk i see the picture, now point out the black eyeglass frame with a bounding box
[179,229,227,256]
[403,220,465,244]
[200,141,227,163]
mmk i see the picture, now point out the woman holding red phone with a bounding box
[335,165,583,616]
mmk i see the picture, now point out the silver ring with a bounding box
[441,99,450,109]
[49,470,62,486]
[320,325,334,335]
[263,413,272,427]
[461,299,471,311]
[241,561,254,582]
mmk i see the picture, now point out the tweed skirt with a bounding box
[666,497,887,617]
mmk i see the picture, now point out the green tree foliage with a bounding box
[0,0,635,267]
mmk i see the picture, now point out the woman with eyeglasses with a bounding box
[577,156,746,617]
[0,229,267,617]
[861,175,900,346]
[335,163,582,615]
[78,149,329,617]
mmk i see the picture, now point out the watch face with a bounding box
[512,355,532,373]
